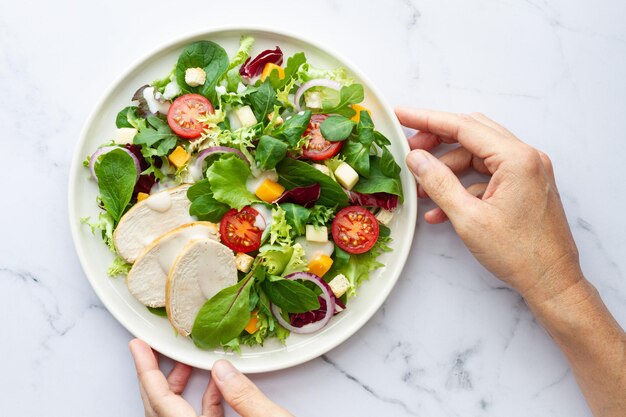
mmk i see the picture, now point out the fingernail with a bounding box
[406,151,429,177]
[213,360,239,382]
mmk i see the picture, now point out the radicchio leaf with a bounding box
[125,144,156,197]
[289,279,344,328]
[274,184,321,208]
[348,191,398,210]
[132,84,169,118]
[240,47,283,81]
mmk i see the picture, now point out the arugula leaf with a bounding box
[94,149,137,222]
[280,203,310,236]
[342,138,370,177]
[320,84,364,118]
[353,156,403,201]
[206,156,259,210]
[276,158,349,208]
[133,116,178,157]
[380,147,401,178]
[320,115,355,142]
[274,111,312,148]
[255,135,288,170]
[249,79,276,122]
[262,279,320,313]
[192,265,258,349]
[176,41,229,103]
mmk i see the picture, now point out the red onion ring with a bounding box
[293,79,342,112]
[193,146,249,179]
[89,146,140,183]
[270,272,336,334]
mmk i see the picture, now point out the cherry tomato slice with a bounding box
[167,94,214,139]
[302,114,343,161]
[331,206,379,254]
[219,206,263,253]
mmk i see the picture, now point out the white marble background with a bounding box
[1,0,625,416]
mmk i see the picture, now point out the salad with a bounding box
[82,35,403,351]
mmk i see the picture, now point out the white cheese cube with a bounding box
[306,225,328,243]
[375,209,394,225]
[334,162,359,190]
[235,252,254,273]
[328,274,350,298]
[114,127,137,145]
[185,67,206,87]
[304,91,322,109]
[162,79,181,100]
[312,163,331,176]
[234,105,258,127]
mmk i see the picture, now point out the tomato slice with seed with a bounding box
[219,206,263,253]
[302,114,343,161]
[167,93,213,139]
[331,206,379,254]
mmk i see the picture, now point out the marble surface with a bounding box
[2,0,625,416]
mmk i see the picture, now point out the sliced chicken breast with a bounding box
[126,222,219,308]
[114,184,193,263]
[166,238,237,336]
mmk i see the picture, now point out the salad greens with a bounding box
[84,34,404,353]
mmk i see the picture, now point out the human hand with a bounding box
[396,108,583,303]
[129,339,293,417]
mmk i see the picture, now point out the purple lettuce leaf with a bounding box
[274,184,321,208]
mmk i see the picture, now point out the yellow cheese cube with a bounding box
[308,254,334,278]
[261,63,285,81]
[136,192,150,202]
[168,146,190,168]
[255,178,285,203]
[351,104,371,122]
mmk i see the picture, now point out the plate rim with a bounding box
[68,25,417,373]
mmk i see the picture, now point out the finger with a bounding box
[167,362,193,395]
[537,150,556,185]
[424,182,488,224]
[202,377,224,417]
[406,150,481,224]
[469,112,512,136]
[129,339,171,401]
[212,360,293,417]
[438,146,490,175]
[139,383,157,417]
[407,131,446,151]
[396,107,521,162]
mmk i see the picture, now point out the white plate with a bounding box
[68,26,417,373]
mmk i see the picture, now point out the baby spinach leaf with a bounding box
[249,79,276,122]
[133,116,178,157]
[94,149,137,222]
[280,203,310,236]
[373,131,391,147]
[353,156,404,201]
[342,138,370,177]
[274,110,312,147]
[206,155,259,210]
[176,41,229,103]
[255,135,288,170]
[190,195,230,222]
[357,111,375,146]
[380,147,401,178]
[192,273,256,349]
[147,306,168,317]
[320,84,364,117]
[116,106,146,131]
[187,179,211,201]
[276,158,349,208]
[262,279,320,313]
[320,115,355,142]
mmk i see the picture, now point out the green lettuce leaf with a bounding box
[206,156,259,210]
[94,149,137,222]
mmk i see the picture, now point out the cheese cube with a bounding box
[328,274,350,298]
[312,163,331,176]
[168,146,190,168]
[235,252,254,273]
[136,192,150,202]
[308,255,333,278]
[375,209,394,225]
[350,104,371,123]
[234,105,258,128]
[306,225,328,243]
[334,162,359,190]
[184,67,206,87]
[114,127,137,145]
[255,179,285,203]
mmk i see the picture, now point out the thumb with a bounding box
[211,360,293,417]
[406,150,477,222]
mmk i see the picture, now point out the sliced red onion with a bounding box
[193,146,249,180]
[293,79,342,112]
[270,272,336,334]
[89,146,140,183]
